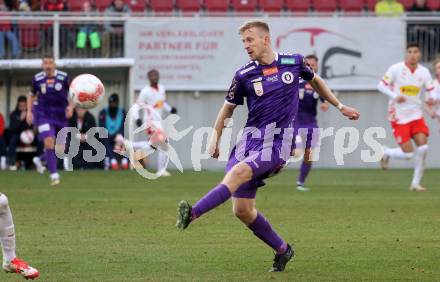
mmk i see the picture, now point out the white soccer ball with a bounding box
[20,129,34,145]
[69,74,105,109]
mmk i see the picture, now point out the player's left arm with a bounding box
[163,102,177,114]
[309,75,360,120]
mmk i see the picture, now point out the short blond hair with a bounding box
[239,20,270,35]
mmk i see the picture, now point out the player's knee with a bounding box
[403,152,414,159]
[232,205,252,220]
[0,194,9,210]
[44,137,55,149]
[230,164,252,182]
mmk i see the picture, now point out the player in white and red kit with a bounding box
[377,43,436,192]
[131,69,177,177]
[0,193,39,279]
[426,58,440,128]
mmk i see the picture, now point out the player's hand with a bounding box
[66,105,74,119]
[320,102,329,112]
[170,107,178,114]
[26,111,33,125]
[208,140,220,159]
[80,134,86,143]
[20,111,27,120]
[340,105,360,120]
[395,96,406,103]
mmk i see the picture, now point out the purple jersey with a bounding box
[225,53,314,149]
[31,70,69,122]
[295,79,324,128]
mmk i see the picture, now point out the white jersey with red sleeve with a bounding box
[137,84,167,118]
[382,61,435,124]
[434,79,440,117]
[134,84,167,133]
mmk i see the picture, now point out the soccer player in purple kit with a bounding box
[293,55,328,192]
[26,55,73,185]
[176,20,360,272]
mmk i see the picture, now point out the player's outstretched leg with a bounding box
[233,198,294,272]
[43,137,60,186]
[410,144,428,192]
[0,194,39,280]
[296,161,311,191]
[176,184,231,230]
[380,146,414,170]
[176,163,252,230]
[32,156,46,175]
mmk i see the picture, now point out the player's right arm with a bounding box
[377,64,404,102]
[208,75,245,158]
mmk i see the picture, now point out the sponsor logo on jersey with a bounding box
[400,85,420,96]
[266,75,278,82]
[57,75,65,81]
[154,101,164,109]
[253,81,264,96]
[281,58,296,65]
[263,67,278,76]
[55,82,63,91]
[281,72,294,84]
[240,65,256,75]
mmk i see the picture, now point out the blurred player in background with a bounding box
[176,20,359,272]
[377,43,436,192]
[293,54,328,192]
[0,193,39,279]
[133,69,177,177]
[27,54,73,185]
[426,58,440,128]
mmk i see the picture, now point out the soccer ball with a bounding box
[69,74,105,109]
[20,129,34,145]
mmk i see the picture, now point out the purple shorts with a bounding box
[226,146,286,199]
[293,126,321,149]
[37,118,67,141]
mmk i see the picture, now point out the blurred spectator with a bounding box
[375,0,404,16]
[67,107,97,170]
[42,0,68,11]
[407,0,436,60]
[8,96,33,170]
[5,0,39,11]
[0,112,6,170]
[42,0,71,56]
[99,93,128,170]
[76,1,101,51]
[409,0,430,12]
[103,0,130,57]
[0,1,21,59]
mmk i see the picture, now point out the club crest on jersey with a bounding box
[281,72,294,84]
[263,67,278,76]
[55,82,63,91]
[253,81,264,96]
[40,84,46,94]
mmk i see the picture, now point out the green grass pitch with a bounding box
[0,169,438,281]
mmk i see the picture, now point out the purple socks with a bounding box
[298,161,312,185]
[45,149,57,174]
[191,184,231,220]
[247,212,287,254]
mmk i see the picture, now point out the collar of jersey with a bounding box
[254,51,278,66]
